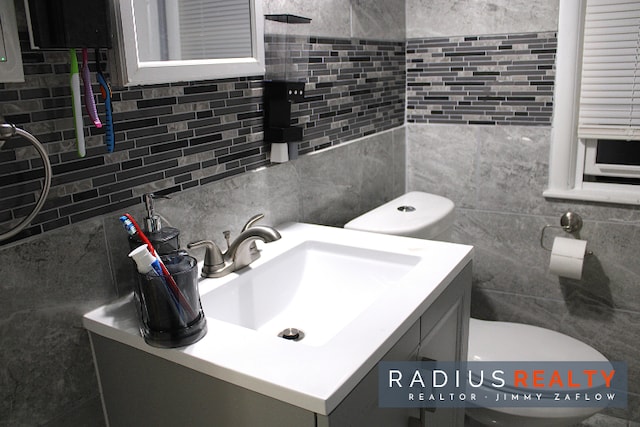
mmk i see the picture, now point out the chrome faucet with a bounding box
[188,214,281,278]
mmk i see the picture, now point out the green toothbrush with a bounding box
[70,49,85,157]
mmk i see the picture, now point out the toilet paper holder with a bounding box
[540,212,593,255]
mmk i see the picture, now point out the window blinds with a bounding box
[579,0,640,140]
[177,0,253,60]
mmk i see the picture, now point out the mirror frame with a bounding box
[110,0,265,86]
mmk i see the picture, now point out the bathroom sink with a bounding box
[83,222,473,415]
[201,241,420,346]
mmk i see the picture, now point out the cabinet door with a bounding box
[90,333,317,427]
[417,263,471,427]
[318,321,421,427]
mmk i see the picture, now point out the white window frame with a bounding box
[110,0,265,86]
[544,0,640,205]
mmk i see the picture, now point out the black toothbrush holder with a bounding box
[136,254,207,348]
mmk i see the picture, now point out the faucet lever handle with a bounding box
[241,213,265,232]
[187,240,225,269]
[223,230,231,250]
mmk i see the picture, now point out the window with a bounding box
[111,0,265,86]
[584,139,640,180]
[135,0,253,62]
[545,0,640,205]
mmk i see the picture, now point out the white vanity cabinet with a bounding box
[88,262,471,427]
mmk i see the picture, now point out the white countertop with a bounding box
[83,222,473,415]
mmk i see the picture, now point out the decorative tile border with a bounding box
[0,35,405,244]
[406,32,556,125]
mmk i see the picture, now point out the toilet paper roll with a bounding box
[549,236,587,280]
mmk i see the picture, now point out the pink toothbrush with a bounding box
[81,48,102,129]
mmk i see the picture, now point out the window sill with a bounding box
[543,186,640,206]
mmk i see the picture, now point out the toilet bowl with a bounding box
[466,318,609,427]
[344,192,610,427]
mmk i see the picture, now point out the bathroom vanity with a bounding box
[84,223,472,427]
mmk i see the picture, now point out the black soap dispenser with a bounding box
[263,13,312,163]
[129,193,181,255]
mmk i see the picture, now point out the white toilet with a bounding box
[344,191,610,427]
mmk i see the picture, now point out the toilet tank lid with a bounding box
[344,192,454,236]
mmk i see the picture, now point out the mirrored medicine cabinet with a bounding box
[110,0,265,86]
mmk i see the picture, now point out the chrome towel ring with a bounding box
[0,123,52,242]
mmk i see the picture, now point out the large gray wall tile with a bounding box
[406,0,559,38]
[263,0,352,37]
[407,124,478,209]
[263,0,406,40]
[350,0,406,41]
[0,220,116,425]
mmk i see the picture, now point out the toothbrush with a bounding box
[119,214,196,318]
[81,48,102,129]
[95,49,114,152]
[70,49,86,157]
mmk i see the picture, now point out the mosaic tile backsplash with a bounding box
[0,34,405,245]
[406,32,556,125]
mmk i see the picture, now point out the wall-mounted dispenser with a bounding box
[264,14,311,163]
[24,0,112,49]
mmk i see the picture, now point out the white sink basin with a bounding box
[201,241,420,346]
[83,222,473,415]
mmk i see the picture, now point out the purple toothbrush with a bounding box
[81,48,102,129]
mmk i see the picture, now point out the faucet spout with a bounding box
[226,225,281,271]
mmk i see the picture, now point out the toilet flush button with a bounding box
[397,205,416,212]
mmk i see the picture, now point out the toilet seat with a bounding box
[466,318,610,425]
[468,318,608,363]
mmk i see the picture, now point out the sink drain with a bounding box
[278,328,305,341]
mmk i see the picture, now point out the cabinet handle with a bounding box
[419,357,437,413]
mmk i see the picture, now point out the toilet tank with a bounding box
[344,191,455,241]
